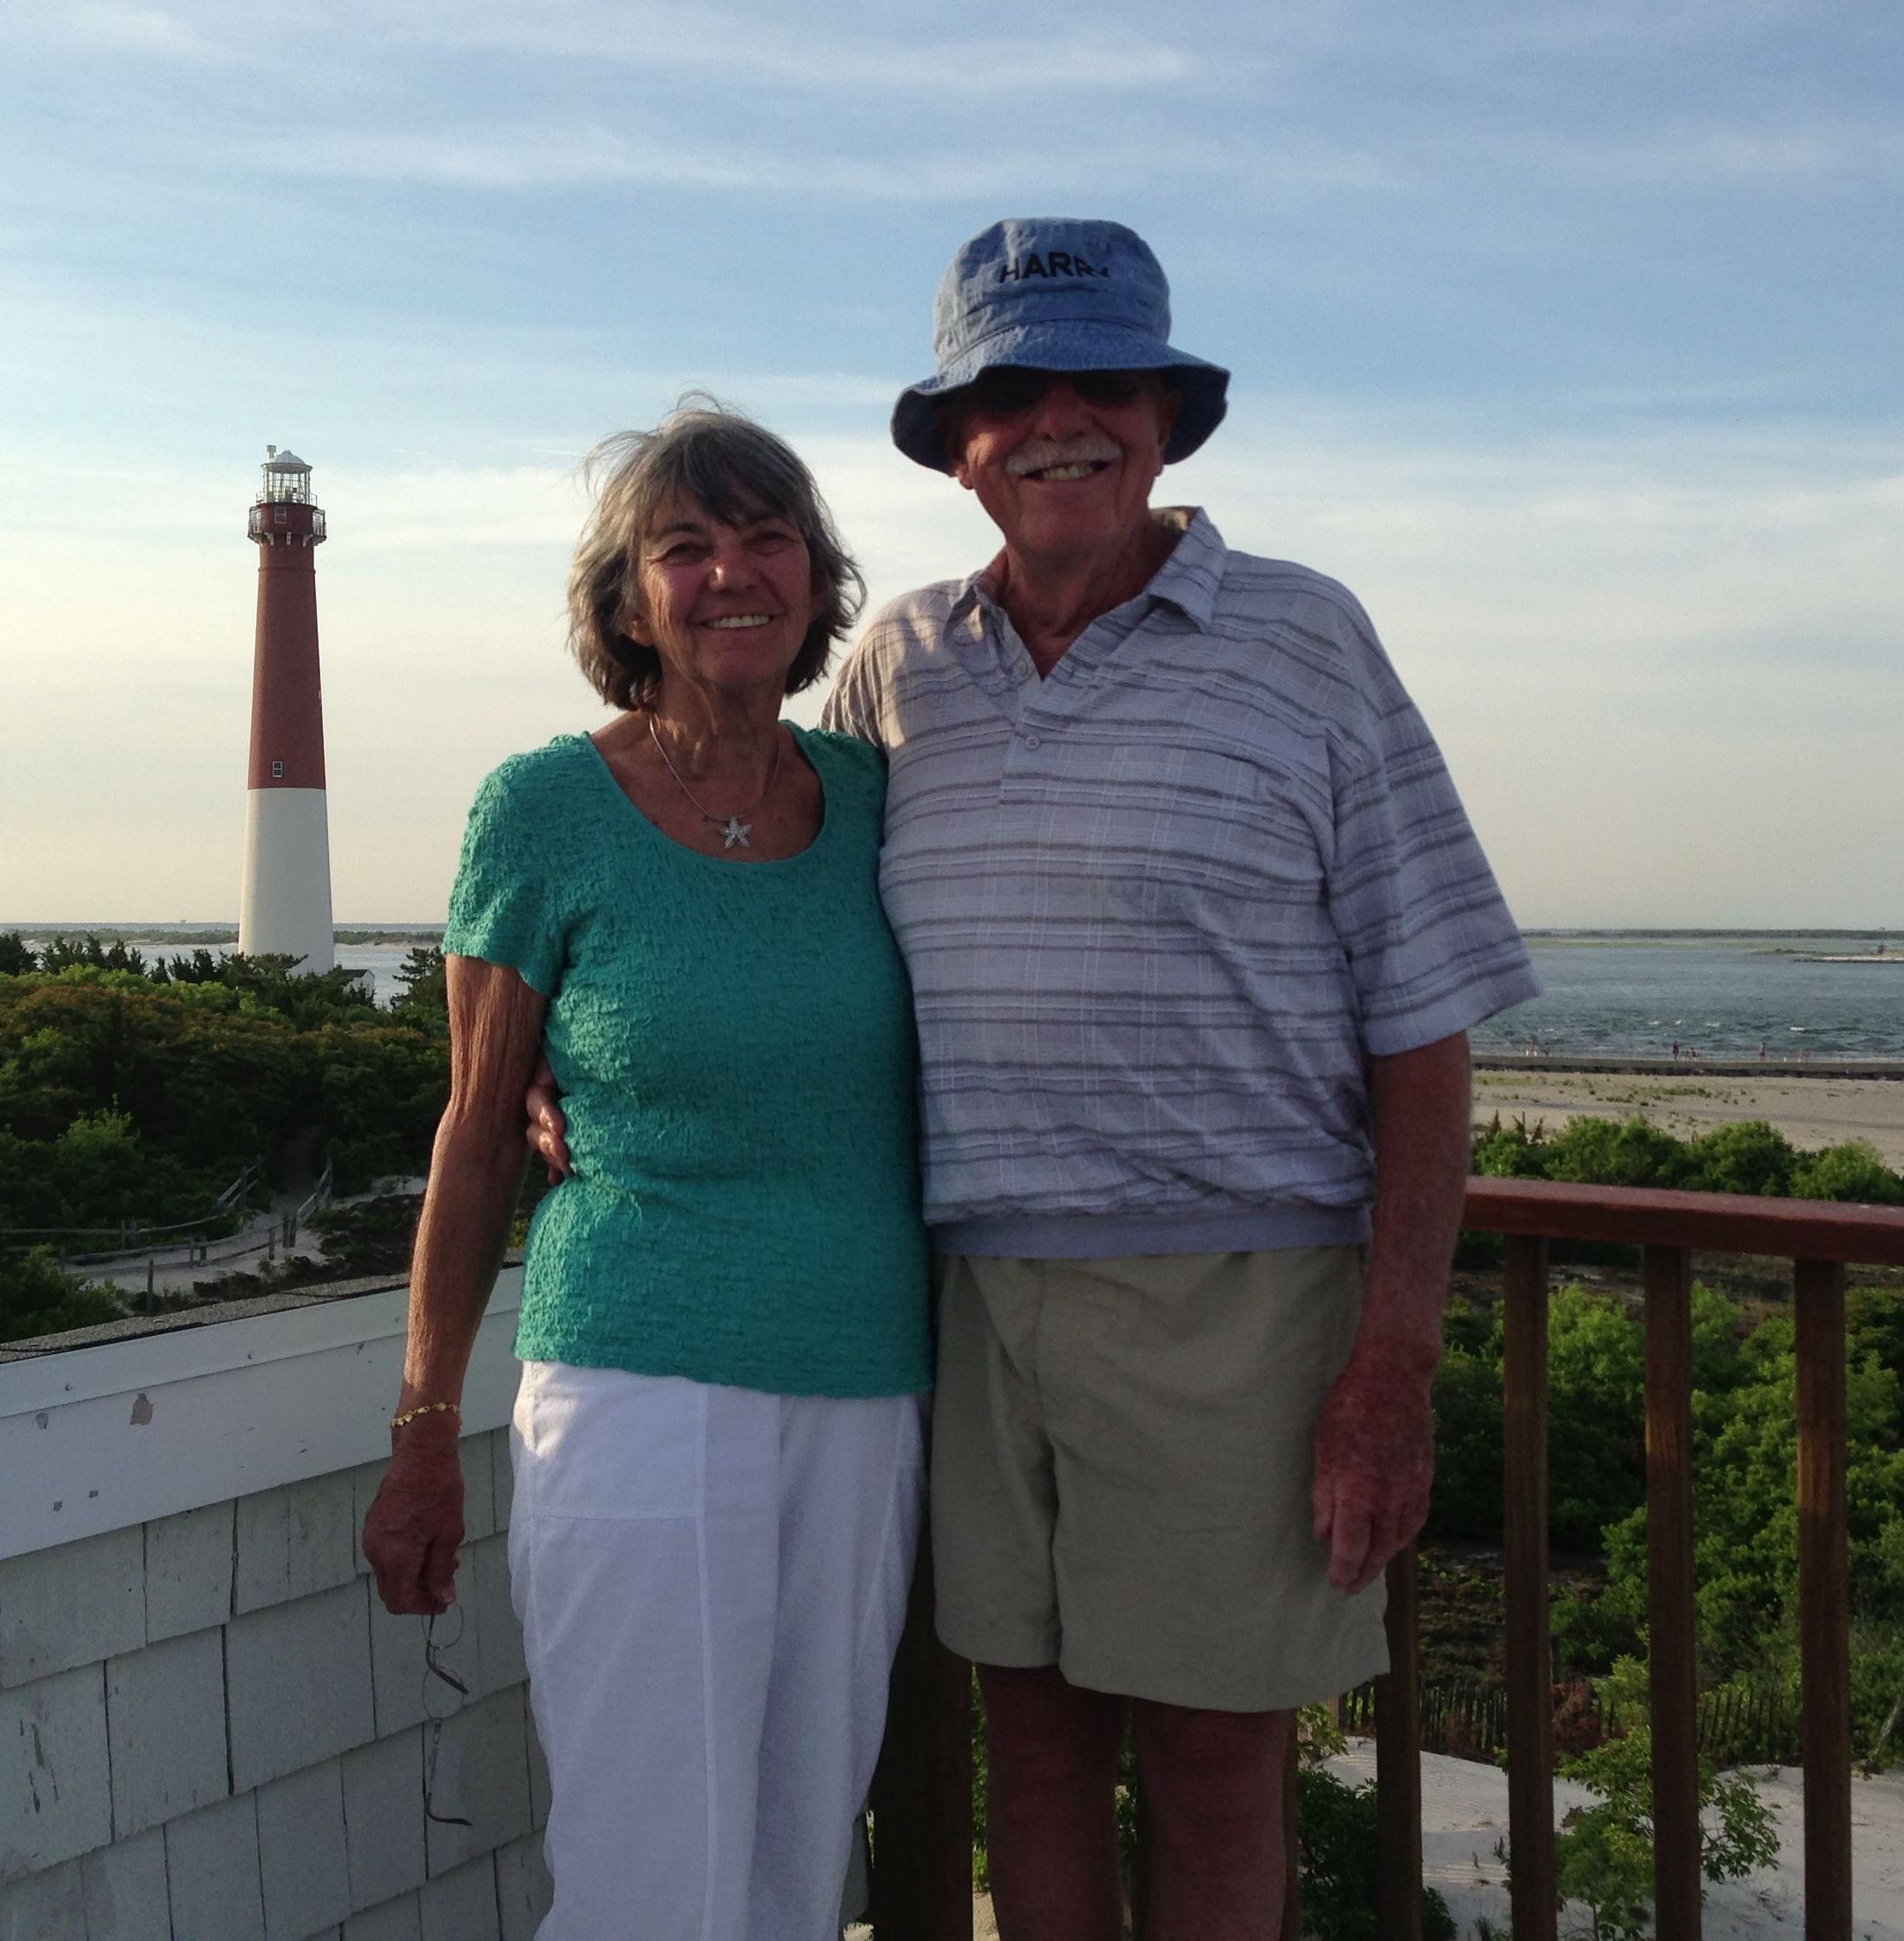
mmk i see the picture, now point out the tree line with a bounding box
[0,937,449,1336]
[0,935,450,1220]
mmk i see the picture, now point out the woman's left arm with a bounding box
[363,955,548,1614]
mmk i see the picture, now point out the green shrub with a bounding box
[1685,1120,1796,1197]
[1426,1344,1505,1542]
[1295,1763,1456,1939]
[1545,1287,1646,1552]
[1547,1115,1693,1190]
[1472,1115,1554,1179]
[304,1194,424,1278]
[1791,1140,1904,1206]
[1530,1728,1778,1939]
[1468,1109,1904,1208]
[391,946,449,1024]
[0,1247,123,1345]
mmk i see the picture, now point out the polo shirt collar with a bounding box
[946,505,1226,635]
[1144,507,1224,628]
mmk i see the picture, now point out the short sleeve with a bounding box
[442,763,567,997]
[1327,680,1541,1057]
[819,639,889,748]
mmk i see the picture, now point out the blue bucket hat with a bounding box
[892,216,1229,474]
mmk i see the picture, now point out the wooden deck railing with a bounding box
[866,1179,1904,1941]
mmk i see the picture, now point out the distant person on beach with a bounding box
[530,216,1541,1939]
[368,405,929,1938]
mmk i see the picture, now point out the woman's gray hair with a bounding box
[567,395,866,711]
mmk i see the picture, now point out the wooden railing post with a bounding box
[868,1536,973,1940]
[1458,1181,1904,1941]
[1795,1256,1852,1941]
[1644,1242,1702,1938]
[1375,1543,1424,1940]
[1502,1233,1557,1941]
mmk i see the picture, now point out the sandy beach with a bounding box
[1472,1069,1904,1170]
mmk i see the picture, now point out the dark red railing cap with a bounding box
[1464,1175,1904,1266]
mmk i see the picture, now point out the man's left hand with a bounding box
[1310,1352,1436,1595]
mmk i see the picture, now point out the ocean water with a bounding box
[19,928,1904,1060]
[1472,936,1904,1061]
[333,943,423,1005]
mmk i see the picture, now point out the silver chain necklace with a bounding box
[648,714,782,851]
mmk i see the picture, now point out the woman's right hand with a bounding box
[363,1433,466,1615]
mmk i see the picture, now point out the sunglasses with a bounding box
[959,367,1162,417]
[421,1608,474,1829]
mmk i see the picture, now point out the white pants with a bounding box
[509,1362,926,1941]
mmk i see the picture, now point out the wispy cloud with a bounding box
[379,5,1207,95]
[339,465,588,551]
[1185,398,1904,675]
[208,120,1151,201]
[242,127,766,194]
[63,3,241,63]
[31,0,1210,96]
[1507,120,1904,187]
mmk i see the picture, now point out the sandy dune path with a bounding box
[1472,1069,1904,1170]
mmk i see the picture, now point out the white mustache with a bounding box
[1005,437,1120,477]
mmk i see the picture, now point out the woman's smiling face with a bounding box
[629,494,817,697]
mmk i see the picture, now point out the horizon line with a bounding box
[5,922,1901,938]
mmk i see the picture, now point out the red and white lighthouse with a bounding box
[239,445,335,973]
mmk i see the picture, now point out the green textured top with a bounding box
[443,727,931,1398]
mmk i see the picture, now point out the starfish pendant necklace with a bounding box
[649,714,783,851]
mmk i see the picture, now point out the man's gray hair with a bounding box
[568,396,865,711]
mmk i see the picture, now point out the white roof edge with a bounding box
[0,1271,523,1560]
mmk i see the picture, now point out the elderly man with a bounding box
[820,217,1538,1940]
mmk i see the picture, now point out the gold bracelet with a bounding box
[391,1400,461,1431]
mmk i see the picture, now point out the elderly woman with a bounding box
[362,402,931,1939]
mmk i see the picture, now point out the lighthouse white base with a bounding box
[239,787,336,973]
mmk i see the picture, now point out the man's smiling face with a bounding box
[944,369,1181,563]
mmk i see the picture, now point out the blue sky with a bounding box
[3,0,1900,925]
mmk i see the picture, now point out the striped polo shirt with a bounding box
[821,508,1539,1257]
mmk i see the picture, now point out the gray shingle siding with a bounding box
[0,1427,550,1940]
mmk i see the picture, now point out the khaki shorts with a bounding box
[930,1247,1389,1712]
